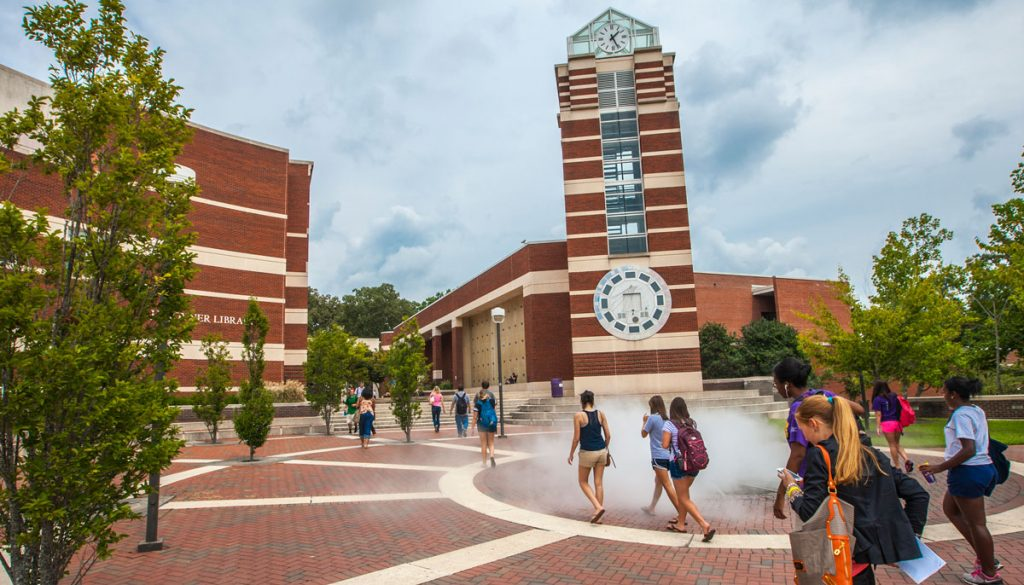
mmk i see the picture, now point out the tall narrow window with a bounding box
[598,71,647,255]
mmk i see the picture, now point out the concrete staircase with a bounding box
[329,396,533,434]
[505,389,788,427]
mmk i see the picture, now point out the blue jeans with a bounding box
[431,405,441,431]
[455,414,468,436]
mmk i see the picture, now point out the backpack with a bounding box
[455,393,469,415]
[896,394,916,428]
[990,438,1011,485]
[676,420,709,472]
[479,396,497,427]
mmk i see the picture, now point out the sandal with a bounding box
[702,528,717,543]
[590,508,605,524]
[666,523,686,533]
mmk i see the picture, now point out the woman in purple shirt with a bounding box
[872,381,912,473]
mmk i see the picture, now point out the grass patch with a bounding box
[766,417,1024,448]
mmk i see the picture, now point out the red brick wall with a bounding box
[773,277,851,333]
[179,127,289,214]
[523,292,574,382]
[694,273,774,333]
[573,348,700,377]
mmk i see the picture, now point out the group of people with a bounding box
[427,383,501,467]
[773,357,1003,585]
[564,390,716,541]
[342,384,376,449]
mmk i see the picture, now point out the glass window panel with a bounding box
[607,213,646,236]
[604,160,642,182]
[608,236,648,255]
[606,193,644,214]
[602,140,640,162]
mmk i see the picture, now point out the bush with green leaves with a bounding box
[235,299,273,460]
[386,319,429,442]
[193,335,232,443]
[305,326,369,434]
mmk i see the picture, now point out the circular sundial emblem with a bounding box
[593,265,671,341]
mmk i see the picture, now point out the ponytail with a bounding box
[796,394,885,485]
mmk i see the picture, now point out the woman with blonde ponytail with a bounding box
[778,394,927,584]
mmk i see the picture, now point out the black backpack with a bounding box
[455,393,468,415]
[991,438,1010,485]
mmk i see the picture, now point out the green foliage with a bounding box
[235,299,272,460]
[266,381,306,403]
[961,253,1024,390]
[698,322,742,379]
[737,318,806,376]
[0,1,197,581]
[240,297,269,398]
[415,288,452,312]
[308,287,344,334]
[338,283,418,337]
[192,335,232,443]
[232,383,274,462]
[800,215,968,395]
[385,318,428,442]
[305,326,369,434]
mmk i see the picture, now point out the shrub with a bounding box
[266,380,306,403]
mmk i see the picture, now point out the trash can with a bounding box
[550,378,564,398]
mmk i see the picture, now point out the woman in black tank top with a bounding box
[568,390,612,523]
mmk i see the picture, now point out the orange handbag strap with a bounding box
[816,444,853,585]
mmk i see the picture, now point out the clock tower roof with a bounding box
[567,8,659,59]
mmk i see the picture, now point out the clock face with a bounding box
[595,23,630,54]
[593,266,672,341]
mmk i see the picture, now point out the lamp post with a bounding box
[490,307,507,438]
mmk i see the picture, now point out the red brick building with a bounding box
[0,64,310,389]
[382,11,847,396]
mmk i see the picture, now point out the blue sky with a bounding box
[1,1,1021,301]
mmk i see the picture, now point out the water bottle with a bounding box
[921,462,936,484]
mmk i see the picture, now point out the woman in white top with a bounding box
[920,377,1001,585]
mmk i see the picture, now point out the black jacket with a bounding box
[791,436,928,565]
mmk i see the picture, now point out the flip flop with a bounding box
[590,508,605,524]
[666,523,686,533]
[702,528,716,543]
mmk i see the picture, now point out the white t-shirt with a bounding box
[943,405,992,466]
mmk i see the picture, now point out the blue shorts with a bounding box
[948,463,997,499]
[668,459,698,480]
[651,458,670,471]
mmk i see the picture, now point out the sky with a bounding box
[1,0,1022,302]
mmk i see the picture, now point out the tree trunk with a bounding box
[994,319,1002,392]
[212,422,218,444]
[324,410,332,435]
[249,445,255,462]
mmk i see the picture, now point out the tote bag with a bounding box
[789,444,856,585]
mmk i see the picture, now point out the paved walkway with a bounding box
[65,426,1024,584]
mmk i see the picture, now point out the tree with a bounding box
[234,299,273,461]
[338,283,418,337]
[698,322,742,379]
[308,287,344,334]
[415,288,452,312]
[305,326,369,434]
[0,1,195,581]
[736,319,806,376]
[192,335,232,443]
[800,215,968,396]
[385,318,428,443]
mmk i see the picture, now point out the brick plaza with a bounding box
[67,427,1024,585]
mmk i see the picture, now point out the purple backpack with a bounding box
[676,420,709,472]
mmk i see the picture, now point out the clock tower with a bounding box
[556,9,701,394]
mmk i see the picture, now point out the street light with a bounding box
[490,307,507,438]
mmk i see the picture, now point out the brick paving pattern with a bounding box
[61,429,1024,584]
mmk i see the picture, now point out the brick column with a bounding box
[431,328,443,382]
[451,318,463,388]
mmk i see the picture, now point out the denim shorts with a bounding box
[668,459,698,480]
[651,458,670,471]
[948,463,997,499]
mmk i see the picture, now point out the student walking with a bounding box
[872,381,912,472]
[356,386,375,449]
[567,390,611,524]
[639,395,682,529]
[773,357,866,520]
[920,377,1003,584]
[663,397,714,542]
[780,394,925,584]
[344,386,359,434]
[473,382,498,467]
[451,385,471,438]
[429,386,445,433]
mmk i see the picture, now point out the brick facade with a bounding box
[0,66,311,389]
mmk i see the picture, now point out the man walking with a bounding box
[451,385,471,438]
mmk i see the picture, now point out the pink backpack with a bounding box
[676,420,710,472]
[897,394,916,428]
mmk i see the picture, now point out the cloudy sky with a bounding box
[2,0,1022,301]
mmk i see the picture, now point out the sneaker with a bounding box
[974,559,1005,572]
[961,568,1003,584]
